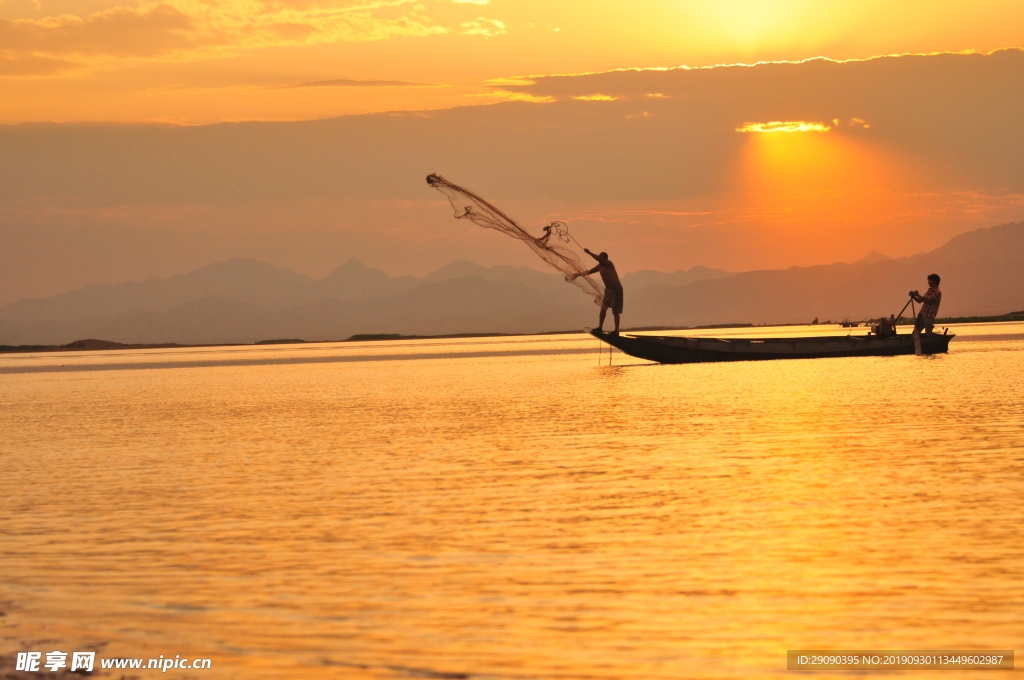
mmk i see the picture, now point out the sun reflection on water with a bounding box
[1,324,1022,679]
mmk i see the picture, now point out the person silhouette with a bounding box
[910,274,942,336]
[570,249,623,334]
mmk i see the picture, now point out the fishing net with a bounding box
[426,174,603,305]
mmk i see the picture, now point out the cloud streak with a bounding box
[737,121,831,132]
[0,52,80,75]
[0,0,508,76]
[457,17,506,36]
[0,4,199,57]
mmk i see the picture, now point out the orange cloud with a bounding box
[737,121,831,132]
[0,0,506,76]
[457,17,506,36]
[0,53,80,75]
[0,3,207,76]
[468,90,555,103]
[0,4,199,58]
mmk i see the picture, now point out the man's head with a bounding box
[598,252,609,262]
[928,273,941,287]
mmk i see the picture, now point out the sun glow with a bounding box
[730,117,933,264]
[740,131,871,192]
[737,121,831,133]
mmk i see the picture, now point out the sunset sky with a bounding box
[4,0,1024,123]
[2,1,1024,304]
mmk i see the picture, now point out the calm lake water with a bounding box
[2,323,1023,679]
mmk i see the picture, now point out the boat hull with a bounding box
[592,330,954,364]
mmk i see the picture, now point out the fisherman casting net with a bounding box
[426,174,603,305]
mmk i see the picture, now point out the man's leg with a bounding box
[912,320,923,355]
[598,305,608,331]
[612,311,620,333]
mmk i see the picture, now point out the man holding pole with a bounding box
[909,274,942,354]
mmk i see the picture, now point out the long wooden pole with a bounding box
[895,296,914,319]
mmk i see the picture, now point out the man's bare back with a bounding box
[593,260,621,290]
[570,248,623,333]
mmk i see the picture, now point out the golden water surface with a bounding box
[2,323,1023,679]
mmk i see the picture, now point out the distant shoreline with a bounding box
[2,314,1022,354]
[893,312,1024,325]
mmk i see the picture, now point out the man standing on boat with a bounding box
[909,274,942,355]
[571,249,623,334]
[910,274,942,335]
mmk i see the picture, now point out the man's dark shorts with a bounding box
[602,286,624,314]
[914,316,934,333]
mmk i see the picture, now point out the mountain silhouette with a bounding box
[853,251,894,265]
[630,221,1024,327]
[1,221,1022,345]
[622,266,734,290]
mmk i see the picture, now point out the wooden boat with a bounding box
[592,329,954,364]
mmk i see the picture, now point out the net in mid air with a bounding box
[426,174,603,305]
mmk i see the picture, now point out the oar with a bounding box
[894,296,914,319]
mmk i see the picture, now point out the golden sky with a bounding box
[2,0,1024,123]
[1,1,1023,305]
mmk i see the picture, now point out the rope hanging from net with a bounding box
[427,174,604,305]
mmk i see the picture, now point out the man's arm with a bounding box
[570,265,600,280]
[583,248,601,262]
[909,290,924,303]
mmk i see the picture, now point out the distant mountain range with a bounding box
[0,258,731,345]
[631,221,1024,328]
[1,221,1022,345]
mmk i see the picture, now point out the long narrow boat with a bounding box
[592,329,954,364]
